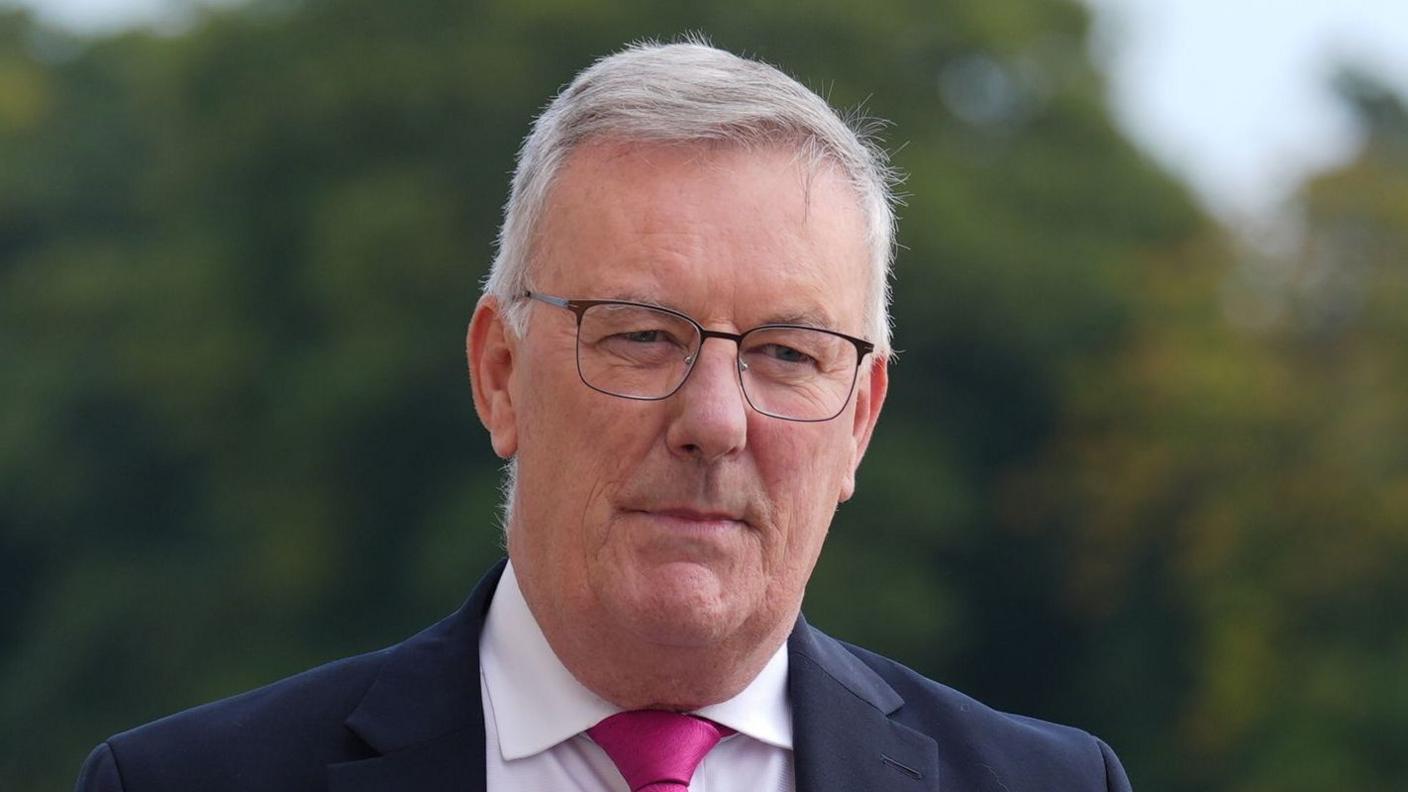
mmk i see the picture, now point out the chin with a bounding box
[611,562,749,648]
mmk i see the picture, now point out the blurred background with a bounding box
[2,0,1406,789]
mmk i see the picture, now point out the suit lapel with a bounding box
[328,559,507,792]
[326,563,940,792]
[328,727,483,792]
[789,618,941,792]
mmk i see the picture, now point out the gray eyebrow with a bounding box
[599,290,671,308]
[594,290,839,331]
[761,309,837,329]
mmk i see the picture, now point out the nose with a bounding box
[665,337,749,463]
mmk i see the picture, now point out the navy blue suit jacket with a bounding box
[77,560,1132,791]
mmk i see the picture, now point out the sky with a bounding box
[7,0,1408,232]
[1085,0,1408,228]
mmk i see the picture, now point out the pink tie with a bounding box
[587,710,735,791]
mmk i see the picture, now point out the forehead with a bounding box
[531,140,871,333]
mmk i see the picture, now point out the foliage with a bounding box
[1011,70,1408,789]
[1,2,1404,790]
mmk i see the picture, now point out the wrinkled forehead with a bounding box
[529,139,872,331]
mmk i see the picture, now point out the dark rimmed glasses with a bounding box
[521,291,874,422]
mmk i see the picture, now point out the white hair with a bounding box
[482,38,900,357]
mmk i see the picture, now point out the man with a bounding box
[77,41,1131,791]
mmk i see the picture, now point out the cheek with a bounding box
[756,424,851,558]
[519,376,665,530]
[520,350,616,467]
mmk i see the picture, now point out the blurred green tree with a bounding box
[1014,69,1408,790]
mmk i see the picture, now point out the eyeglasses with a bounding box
[521,291,874,422]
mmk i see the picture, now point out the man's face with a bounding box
[471,141,887,655]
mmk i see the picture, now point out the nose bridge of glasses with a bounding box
[683,328,749,370]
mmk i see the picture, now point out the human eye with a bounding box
[600,315,693,351]
[755,343,816,366]
[614,328,678,345]
[742,329,835,378]
[582,305,694,364]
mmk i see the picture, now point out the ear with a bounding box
[839,355,888,503]
[467,295,519,459]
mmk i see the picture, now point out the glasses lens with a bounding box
[576,303,700,398]
[738,327,860,421]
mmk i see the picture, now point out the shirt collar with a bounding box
[693,633,792,749]
[479,561,793,761]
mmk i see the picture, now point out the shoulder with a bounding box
[81,648,391,792]
[76,562,506,792]
[801,629,1131,790]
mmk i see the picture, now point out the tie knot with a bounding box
[587,710,734,791]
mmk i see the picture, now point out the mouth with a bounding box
[623,507,751,532]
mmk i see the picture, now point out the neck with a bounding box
[514,565,795,711]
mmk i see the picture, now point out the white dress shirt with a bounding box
[480,561,796,791]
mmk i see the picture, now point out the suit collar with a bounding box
[789,616,941,791]
[329,558,506,792]
[329,561,939,792]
